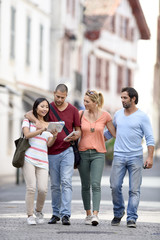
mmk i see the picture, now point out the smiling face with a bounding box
[36,100,49,118]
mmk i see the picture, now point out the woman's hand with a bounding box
[47,130,58,147]
[50,129,58,138]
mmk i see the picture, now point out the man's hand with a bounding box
[64,131,80,142]
[144,145,154,169]
[144,156,153,169]
[35,120,44,130]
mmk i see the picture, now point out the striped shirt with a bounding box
[22,119,53,170]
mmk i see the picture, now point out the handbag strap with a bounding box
[80,110,84,122]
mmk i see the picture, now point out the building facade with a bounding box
[82,0,150,114]
[0,0,151,178]
[0,0,51,177]
[49,0,85,106]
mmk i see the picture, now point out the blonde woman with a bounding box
[78,90,116,226]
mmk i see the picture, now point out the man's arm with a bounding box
[142,114,155,169]
[144,145,154,169]
[25,110,42,129]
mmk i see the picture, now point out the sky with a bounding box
[135,0,159,115]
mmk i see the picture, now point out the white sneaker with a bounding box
[27,216,36,225]
[34,210,45,224]
[91,215,99,226]
[84,215,92,225]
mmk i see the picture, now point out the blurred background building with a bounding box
[0,0,159,179]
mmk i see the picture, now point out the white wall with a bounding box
[0,0,51,177]
[135,0,159,143]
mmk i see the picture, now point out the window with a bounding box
[26,17,31,65]
[78,46,82,73]
[124,18,129,39]
[66,0,75,18]
[60,40,65,76]
[126,68,132,86]
[72,0,75,18]
[67,0,70,13]
[96,58,101,88]
[60,40,70,78]
[111,15,116,33]
[104,61,109,90]
[75,71,82,92]
[87,56,90,89]
[130,28,135,42]
[106,15,116,33]
[117,65,123,93]
[117,15,133,41]
[39,24,43,71]
[10,6,16,59]
[8,94,13,154]
[119,15,123,38]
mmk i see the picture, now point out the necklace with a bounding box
[90,123,96,133]
[90,128,95,132]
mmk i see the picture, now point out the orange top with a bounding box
[79,110,112,153]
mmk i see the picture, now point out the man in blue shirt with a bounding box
[104,87,154,228]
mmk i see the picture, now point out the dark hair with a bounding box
[121,87,138,104]
[33,98,50,122]
[55,84,68,93]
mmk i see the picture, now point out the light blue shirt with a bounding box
[104,109,155,157]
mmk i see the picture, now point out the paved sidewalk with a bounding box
[0,200,160,240]
[0,158,160,240]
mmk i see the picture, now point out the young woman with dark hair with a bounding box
[22,98,57,225]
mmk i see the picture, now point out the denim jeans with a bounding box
[48,147,74,218]
[78,150,105,212]
[110,155,143,222]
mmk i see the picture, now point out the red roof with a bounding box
[128,0,150,39]
[84,0,150,40]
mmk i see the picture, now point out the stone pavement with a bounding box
[0,199,160,240]
[0,157,160,240]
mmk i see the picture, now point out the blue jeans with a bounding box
[110,155,143,222]
[48,147,74,218]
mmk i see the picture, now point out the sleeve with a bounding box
[104,130,113,140]
[106,112,112,122]
[141,115,155,146]
[22,119,30,129]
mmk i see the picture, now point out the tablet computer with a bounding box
[47,121,65,133]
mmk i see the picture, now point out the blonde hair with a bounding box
[85,90,104,108]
